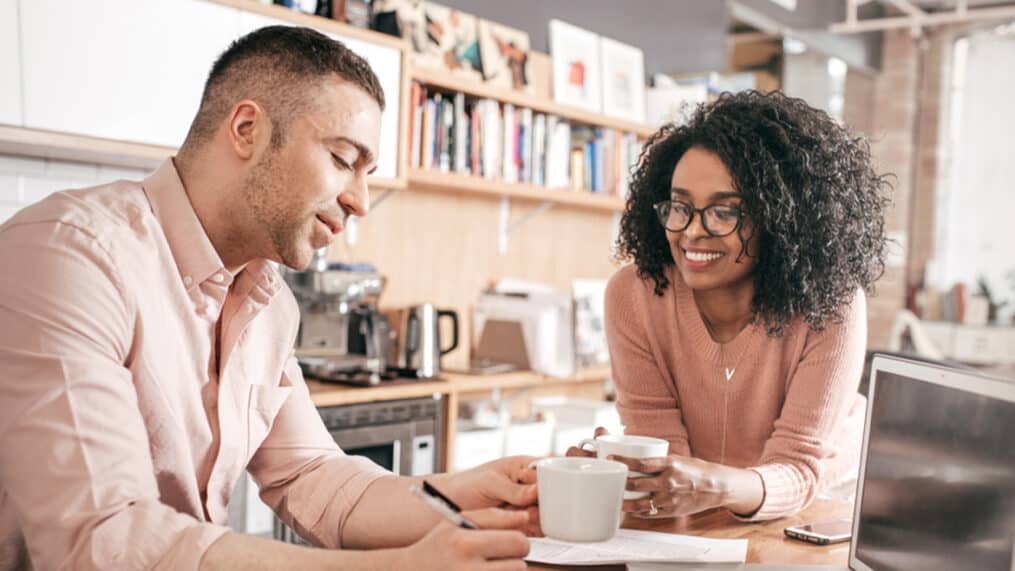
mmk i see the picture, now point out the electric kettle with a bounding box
[393,304,459,378]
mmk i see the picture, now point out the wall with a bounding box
[431,0,728,76]
[907,27,952,291]
[0,154,148,223]
[329,190,622,369]
[864,30,921,349]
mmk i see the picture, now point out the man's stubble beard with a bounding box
[242,150,313,270]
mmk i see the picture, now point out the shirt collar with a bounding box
[142,159,227,291]
[141,159,284,301]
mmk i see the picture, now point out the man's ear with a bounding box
[226,100,267,161]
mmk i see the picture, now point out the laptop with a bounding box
[634,355,1015,571]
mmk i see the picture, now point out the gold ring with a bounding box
[647,498,659,516]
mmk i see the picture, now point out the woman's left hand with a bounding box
[608,454,752,518]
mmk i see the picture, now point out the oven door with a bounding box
[329,422,413,475]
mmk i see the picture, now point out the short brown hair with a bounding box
[183,25,385,149]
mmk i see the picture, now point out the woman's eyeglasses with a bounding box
[653,200,743,237]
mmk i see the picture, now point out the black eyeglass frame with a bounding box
[652,200,744,238]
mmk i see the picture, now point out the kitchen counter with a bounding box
[307,366,612,407]
[307,367,613,472]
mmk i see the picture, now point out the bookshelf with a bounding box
[407,168,626,213]
[411,66,657,139]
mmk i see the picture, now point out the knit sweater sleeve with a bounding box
[736,290,868,522]
[604,267,691,456]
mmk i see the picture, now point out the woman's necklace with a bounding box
[702,313,752,381]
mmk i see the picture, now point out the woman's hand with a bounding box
[564,426,611,458]
[608,454,763,518]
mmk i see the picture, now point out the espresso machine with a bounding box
[284,249,394,386]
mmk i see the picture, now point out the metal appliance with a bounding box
[391,304,459,379]
[273,396,443,544]
[284,250,393,386]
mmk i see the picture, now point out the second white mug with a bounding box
[578,434,670,500]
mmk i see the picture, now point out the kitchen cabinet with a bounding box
[0,0,21,126]
[20,0,239,147]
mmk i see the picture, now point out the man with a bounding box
[0,26,536,570]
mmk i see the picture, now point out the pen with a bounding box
[410,481,478,530]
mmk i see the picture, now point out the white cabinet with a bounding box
[20,0,239,147]
[918,320,1015,366]
[0,0,21,126]
[16,0,403,174]
[328,32,402,180]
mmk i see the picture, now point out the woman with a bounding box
[571,91,889,521]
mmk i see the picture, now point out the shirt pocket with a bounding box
[245,384,293,462]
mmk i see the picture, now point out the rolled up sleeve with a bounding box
[0,223,227,570]
[246,356,389,549]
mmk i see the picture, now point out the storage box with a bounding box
[551,423,594,456]
[531,396,621,432]
[503,418,554,457]
[453,424,504,471]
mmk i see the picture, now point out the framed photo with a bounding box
[549,19,601,113]
[477,19,532,93]
[372,1,482,81]
[572,279,609,368]
[419,3,483,81]
[599,36,646,123]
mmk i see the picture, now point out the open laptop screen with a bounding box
[854,369,1015,571]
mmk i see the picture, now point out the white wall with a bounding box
[0,154,148,224]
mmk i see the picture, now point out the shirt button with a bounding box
[183,276,193,287]
[213,274,225,283]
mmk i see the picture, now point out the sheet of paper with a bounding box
[525,529,748,566]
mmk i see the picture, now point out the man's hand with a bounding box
[395,509,529,571]
[436,456,542,536]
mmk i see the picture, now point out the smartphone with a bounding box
[784,519,852,545]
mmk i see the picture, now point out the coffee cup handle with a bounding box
[577,438,599,453]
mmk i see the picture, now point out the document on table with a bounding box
[525,530,748,566]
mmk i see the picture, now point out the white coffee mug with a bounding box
[578,434,670,500]
[533,457,628,542]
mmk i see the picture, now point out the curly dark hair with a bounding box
[617,90,890,336]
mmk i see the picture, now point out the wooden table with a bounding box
[528,499,853,569]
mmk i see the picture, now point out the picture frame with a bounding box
[549,19,602,113]
[419,3,483,81]
[599,36,646,122]
[477,19,532,93]
[572,279,609,368]
[371,1,483,82]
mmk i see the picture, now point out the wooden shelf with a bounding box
[0,125,175,170]
[407,169,626,213]
[412,66,657,139]
[0,125,407,192]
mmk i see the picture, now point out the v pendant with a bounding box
[725,368,735,381]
